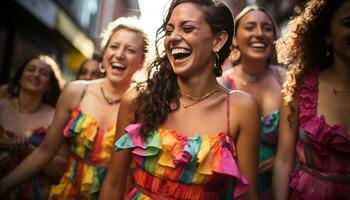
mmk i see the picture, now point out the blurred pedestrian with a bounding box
[220,5,285,199]
[76,53,105,81]
[0,54,67,200]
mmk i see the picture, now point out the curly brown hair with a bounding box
[134,0,234,137]
[276,0,344,112]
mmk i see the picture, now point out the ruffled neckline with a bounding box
[63,106,116,143]
[116,123,249,198]
[299,71,350,152]
[72,106,116,131]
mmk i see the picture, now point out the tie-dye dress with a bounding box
[115,123,249,200]
[49,106,115,200]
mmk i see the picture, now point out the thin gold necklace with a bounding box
[100,86,121,105]
[179,85,220,108]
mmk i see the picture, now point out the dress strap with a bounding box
[77,83,89,107]
[226,92,231,135]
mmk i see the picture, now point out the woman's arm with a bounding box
[41,141,69,182]
[272,99,298,200]
[99,89,137,200]
[0,83,81,192]
[234,93,260,200]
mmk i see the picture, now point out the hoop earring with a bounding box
[231,46,241,66]
[212,52,221,76]
[99,64,106,73]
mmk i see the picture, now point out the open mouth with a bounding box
[171,48,192,60]
[111,64,126,71]
[249,42,266,49]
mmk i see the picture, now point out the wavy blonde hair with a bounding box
[276,0,344,111]
[100,16,149,57]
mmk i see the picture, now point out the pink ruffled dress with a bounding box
[289,71,350,200]
[116,123,249,200]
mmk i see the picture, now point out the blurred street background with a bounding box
[0,0,306,83]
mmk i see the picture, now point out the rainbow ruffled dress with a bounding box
[0,126,51,200]
[115,123,249,200]
[49,107,115,200]
[289,71,350,200]
[221,74,280,195]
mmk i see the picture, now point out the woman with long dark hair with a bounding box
[100,0,260,199]
[0,54,67,199]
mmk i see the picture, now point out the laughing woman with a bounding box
[100,0,260,199]
[0,16,148,200]
[220,6,285,199]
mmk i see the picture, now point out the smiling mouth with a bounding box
[171,48,192,60]
[250,42,267,49]
[112,65,126,71]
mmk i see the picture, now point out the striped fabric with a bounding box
[116,123,249,200]
[49,107,115,200]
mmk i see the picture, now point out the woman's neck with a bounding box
[15,90,44,113]
[102,78,131,97]
[238,58,269,75]
[177,75,218,97]
[331,58,350,85]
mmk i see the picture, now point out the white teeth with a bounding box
[250,43,266,48]
[171,48,191,55]
[111,64,125,69]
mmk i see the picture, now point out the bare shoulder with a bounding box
[61,80,89,97]
[57,80,90,110]
[120,86,139,108]
[229,90,259,110]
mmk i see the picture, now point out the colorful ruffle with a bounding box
[50,107,115,200]
[115,123,249,199]
[299,71,350,153]
[222,73,237,90]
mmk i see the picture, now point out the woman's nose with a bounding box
[169,30,182,43]
[115,48,125,59]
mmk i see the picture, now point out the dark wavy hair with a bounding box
[276,0,344,114]
[7,54,64,107]
[134,0,234,136]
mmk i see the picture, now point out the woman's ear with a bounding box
[212,31,228,52]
